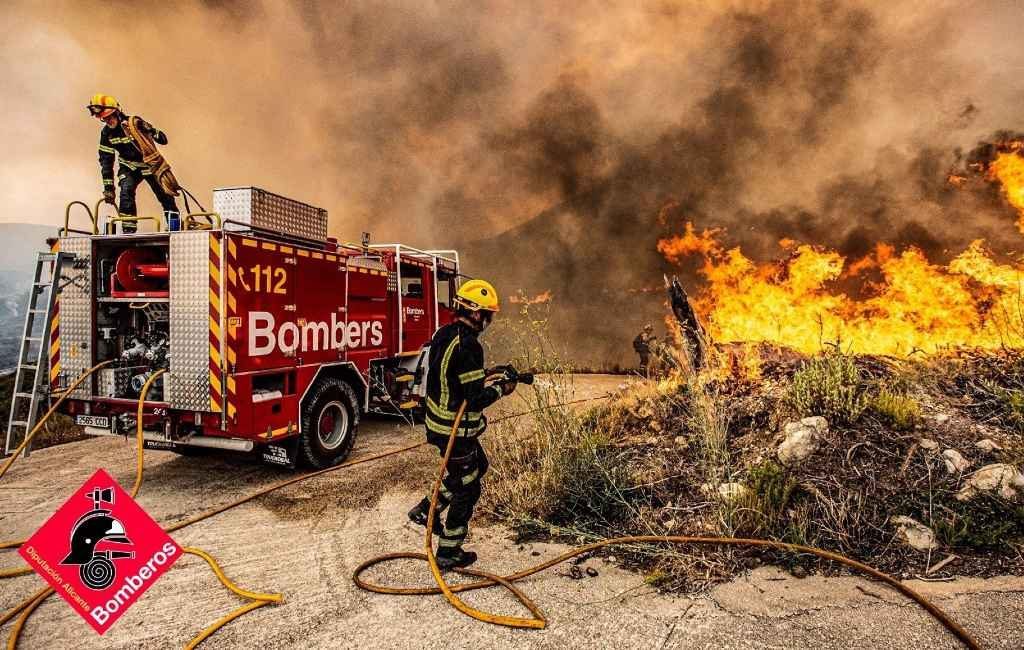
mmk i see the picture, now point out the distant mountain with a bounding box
[0,224,58,369]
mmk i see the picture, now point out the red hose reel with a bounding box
[110,248,170,298]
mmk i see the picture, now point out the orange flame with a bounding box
[659,224,1024,355]
[509,289,553,305]
[989,151,1024,233]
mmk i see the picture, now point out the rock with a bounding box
[933,413,951,424]
[919,438,939,451]
[585,567,599,577]
[891,515,939,551]
[674,435,688,447]
[777,416,827,466]
[975,439,1002,453]
[942,449,970,474]
[956,464,1024,501]
[790,565,808,579]
[717,482,750,501]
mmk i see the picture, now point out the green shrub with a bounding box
[726,460,797,538]
[981,381,1024,433]
[933,494,1024,550]
[786,354,868,426]
[870,389,922,431]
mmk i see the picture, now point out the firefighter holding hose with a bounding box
[407,279,515,569]
[88,94,180,233]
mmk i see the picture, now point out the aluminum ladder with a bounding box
[3,251,72,457]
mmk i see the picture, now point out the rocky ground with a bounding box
[1,375,1021,648]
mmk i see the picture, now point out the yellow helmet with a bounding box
[87,94,120,119]
[454,279,500,312]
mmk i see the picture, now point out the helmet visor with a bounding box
[88,105,116,119]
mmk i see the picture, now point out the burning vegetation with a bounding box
[481,146,1024,589]
[657,145,1024,356]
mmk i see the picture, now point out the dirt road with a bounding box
[1,375,1020,648]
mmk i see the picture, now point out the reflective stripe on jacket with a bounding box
[424,321,501,438]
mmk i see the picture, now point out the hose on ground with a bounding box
[1,383,982,649]
[0,368,284,649]
[0,361,113,482]
[352,400,983,650]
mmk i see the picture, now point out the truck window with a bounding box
[400,263,424,298]
[436,275,453,309]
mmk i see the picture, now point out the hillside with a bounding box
[0,224,57,370]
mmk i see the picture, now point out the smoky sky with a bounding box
[3,1,1024,365]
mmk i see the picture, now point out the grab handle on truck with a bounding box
[60,201,98,237]
[106,214,163,234]
[184,212,222,230]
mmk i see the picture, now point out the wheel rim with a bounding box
[316,401,348,451]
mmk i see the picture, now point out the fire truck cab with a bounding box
[49,187,460,468]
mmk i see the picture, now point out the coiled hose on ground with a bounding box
[1,372,982,649]
[0,365,284,649]
[352,401,982,649]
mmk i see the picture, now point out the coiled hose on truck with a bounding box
[1,370,982,648]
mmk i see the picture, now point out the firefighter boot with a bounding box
[407,498,443,530]
[435,548,477,570]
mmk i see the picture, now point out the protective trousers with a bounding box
[118,168,179,233]
[422,434,489,555]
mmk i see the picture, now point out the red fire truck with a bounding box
[44,188,461,468]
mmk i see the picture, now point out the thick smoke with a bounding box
[3,1,1024,366]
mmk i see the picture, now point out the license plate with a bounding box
[75,415,110,428]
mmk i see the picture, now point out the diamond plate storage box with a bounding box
[168,231,215,411]
[213,187,327,241]
[57,237,93,399]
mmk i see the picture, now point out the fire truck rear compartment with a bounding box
[93,236,170,401]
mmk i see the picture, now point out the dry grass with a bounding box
[482,342,1024,591]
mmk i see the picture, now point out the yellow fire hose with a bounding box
[0,366,284,649]
[351,401,983,649]
[1,370,982,649]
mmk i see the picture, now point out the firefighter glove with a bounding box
[103,190,116,205]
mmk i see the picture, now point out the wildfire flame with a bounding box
[509,289,553,305]
[989,150,1024,233]
[658,226,1024,355]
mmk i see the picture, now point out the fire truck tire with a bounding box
[300,378,359,468]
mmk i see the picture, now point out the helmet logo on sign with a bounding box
[60,487,135,590]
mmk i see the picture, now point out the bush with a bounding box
[933,494,1024,550]
[870,389,921,431]
[481,349,645,531]
[786,354,868,426]
[726,460,797,538]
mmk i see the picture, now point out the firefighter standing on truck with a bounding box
[88,94,180,233]
[407,279,515,569]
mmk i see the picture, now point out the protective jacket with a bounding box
[633,332,654,354]
[97,116,168,190]
[424,321,501,439]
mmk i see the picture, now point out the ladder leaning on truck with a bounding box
[3,187,462,470]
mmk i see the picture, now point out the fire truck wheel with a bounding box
[300,378,359,468]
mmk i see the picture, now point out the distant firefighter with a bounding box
[654,334,682,376]
[633,324,656,376]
